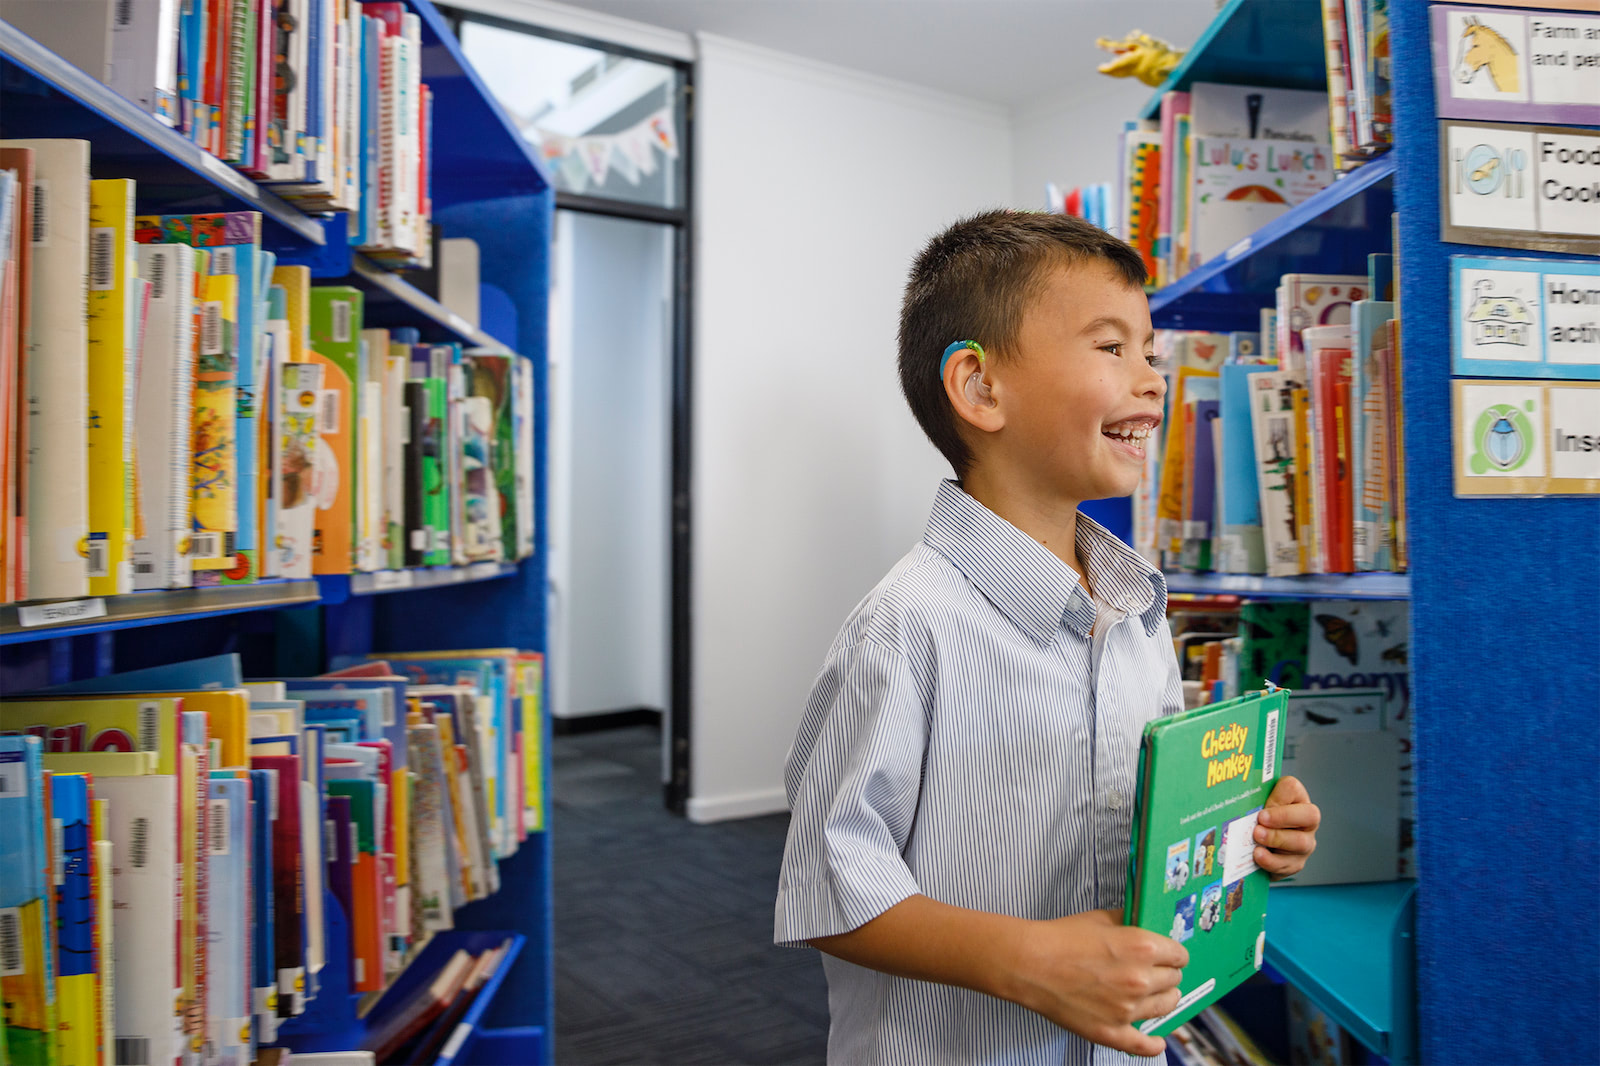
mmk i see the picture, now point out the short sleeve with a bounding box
[774,636,927,947]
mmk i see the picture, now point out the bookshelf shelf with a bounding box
[349,254,512,351]
[1165,571,1410,601]
[1148,154,1396,332]
[1265,881,1417,1063]
[0,20,326,247]
[1137,0,1327,120]
[316,562,519,603]
[0,580,321,645]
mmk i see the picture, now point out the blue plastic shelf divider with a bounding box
[1137,0,1328,119]
[1265,881,1417,1063]
[0,20,325,246]
[1164,571,1410,601]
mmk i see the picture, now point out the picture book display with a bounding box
[1124,687,1288,1037]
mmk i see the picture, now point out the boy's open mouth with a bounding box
[1101,417,1160,457]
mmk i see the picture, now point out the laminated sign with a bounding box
[1431,5,1600,126]
[1440,120,1600,254]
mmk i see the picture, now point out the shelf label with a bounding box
[1431,6,1600,127]
[1453,378,1600,496]
[1451,255,1600,379]
[197,152,249,196]
[17,598,109,628]
[369,570,414,591]
[1441,120,1600,254]
[467,562,503,580]
[439,1023,473,1062]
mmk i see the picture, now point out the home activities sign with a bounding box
[1452,256,1600,380]
[1454,379,1600,495]
[1440,121,1600,253]
[1432,5,1600,126]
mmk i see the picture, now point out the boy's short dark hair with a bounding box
[898,210,1148,475]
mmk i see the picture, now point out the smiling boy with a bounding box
[775,211,1319,1065]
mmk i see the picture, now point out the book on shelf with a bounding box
[1123,687,1288,1037]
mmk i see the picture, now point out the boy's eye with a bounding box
[1099,343,1125,357]
[1145,352,1164,368]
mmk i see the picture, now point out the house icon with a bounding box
[1466,278,1532,347]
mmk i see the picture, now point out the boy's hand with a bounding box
[1255,774,1320,879]
[1010,908,1188,1058]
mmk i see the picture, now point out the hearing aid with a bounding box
[964,370,995,407]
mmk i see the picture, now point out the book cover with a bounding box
[89,767,182,1066]
[248,754,305,1018]
[1187,82,1332,145]
[518,654,545,832]
[1188,138,1333,268]
[513,356,535,559]
[357,328,389,572]
[192,262,240,571]
[1158,368,1219,559]
[0,147,35,604]
[1291,386,1315,574]
[1156,91,1191,287]
[326,778,385,990]
[25,653,243,695]
[1218,365,1273,574]
[0,736,57,1066]
[49,771,96,1066]
[246,767,278,1044]
[1320,0,1357,164]
[307,287,364,574]
[205,776,253,1066]
[403,722,453,939]
[1310,339,1354,574]
[464,353,514,563]
[276,362,324,579]
[402,379,427,567]
[261,285,290,578]
[1247,372,1304,577]
[85,179,138,596]
[383,347,408,569]
[132,244,198,590]
[0,697,183,776]
[0,139,91,600]
[1125,135,1162,280]
[1349,301,1395,571]
[1124,688,1287,1037]
[89,800,112,1066]
[1279,274,1367,374]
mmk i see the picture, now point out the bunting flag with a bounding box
[533,105,678,190]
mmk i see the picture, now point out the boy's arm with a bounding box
[811,894,1188,1058]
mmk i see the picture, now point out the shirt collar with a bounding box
[922,481,1167,644]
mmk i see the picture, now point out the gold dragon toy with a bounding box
[1095,30,1187,88]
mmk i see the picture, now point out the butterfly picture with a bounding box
[1315,614,1359,665]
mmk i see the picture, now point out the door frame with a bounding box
[442,8,696,815]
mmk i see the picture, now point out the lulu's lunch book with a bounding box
[1124,687,1288,1037]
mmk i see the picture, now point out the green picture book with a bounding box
[1124,687,1288,1037]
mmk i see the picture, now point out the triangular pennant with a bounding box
[646,108,679,159]
[620,124,658,177]
[579,137,613,184]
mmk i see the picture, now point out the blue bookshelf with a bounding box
[1137,0,1327,120]
[0,0,556,1060]
[1165,571,1410,601]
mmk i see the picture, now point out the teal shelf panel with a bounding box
[0,581,321,645]
[1148,154,1395,332]
[1266,880,1417,1063]
[0,21,325,247]
[1165,571,1409,600]
[1138,0,1328,120]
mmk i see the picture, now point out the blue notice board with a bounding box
[1451,255,1600,380]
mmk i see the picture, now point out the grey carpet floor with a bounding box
[551,724,829,1066]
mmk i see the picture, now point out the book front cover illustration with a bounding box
[1125,688,1287,1037]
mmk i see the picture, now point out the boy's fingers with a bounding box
[1267,775,1311,805]
[1254,847,1306,875]
[1258,801,1320,830]
[1105,1026,1167,1059]
[1253,826,1316,854]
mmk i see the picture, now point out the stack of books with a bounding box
[0,648,545,1066]
[1130,250,1407,579]
[5,0,433,265]
[1321,0,1394,170]
[0,148,535,605]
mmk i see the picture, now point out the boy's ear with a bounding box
[944,348,1004,433]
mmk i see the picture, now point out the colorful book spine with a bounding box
[192,261,239,571]
[273,360,321,579]
[50,772,96,1066]
[246,768,277,1045]
[0,736,57,1066]
[307,287,364,574]
[132,245,198,590]
[85,179,139,595]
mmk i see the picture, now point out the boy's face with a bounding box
[976,260,1165,504]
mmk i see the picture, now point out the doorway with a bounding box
[448,7,694,812]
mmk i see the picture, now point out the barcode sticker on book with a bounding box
[201,301,223,356]
[90,226,116,290]
[31,179,49,247]
[87,534,109,578]
[115,1036,151,1066]
[146,249,168,300]
[211,246,237,276]
[138,701,160,753]
[332,300,352,343]
[190,532,222,559]
[319,390,340,434]
[1262,708,1279,783]
[208,799,229,855]
[53,818,64,886]
[323,818,336,858]
[0,909,24,976]
[130,816,149,868]
[115,0,134,26]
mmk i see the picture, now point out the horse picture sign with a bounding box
[1431,5,1600,125]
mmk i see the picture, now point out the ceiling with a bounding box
[536,0,1222,109]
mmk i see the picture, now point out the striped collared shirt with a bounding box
[776,480,1183,1066]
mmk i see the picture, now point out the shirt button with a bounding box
[1106,791,1123,810]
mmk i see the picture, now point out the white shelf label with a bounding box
[467,562,502,580]
[369,570,414,591]
[18,598,108,627]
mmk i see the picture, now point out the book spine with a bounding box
[306,287,362,574]
[132,245,197,590]
[191,265,239,572]
[110,0,182,126]
[1321,0,1356,168]
[218,247,262,586]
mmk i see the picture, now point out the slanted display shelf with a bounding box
[0,20,324,248]
[1165,571,1411,601]
[0,580,321,645]
[1266,880,1418,1064]
[317,562,519,603]
[1138,0,1326,120]
[1148,153,1396,333]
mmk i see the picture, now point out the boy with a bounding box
[774,212,1320,1065]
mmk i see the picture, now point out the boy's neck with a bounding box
[960,467,1092,595]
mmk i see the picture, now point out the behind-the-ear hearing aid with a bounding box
[943,340,994,407]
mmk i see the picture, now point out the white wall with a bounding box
[689,35,1012,821]
[548,211,673,720]
[1010,79,1156,211]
